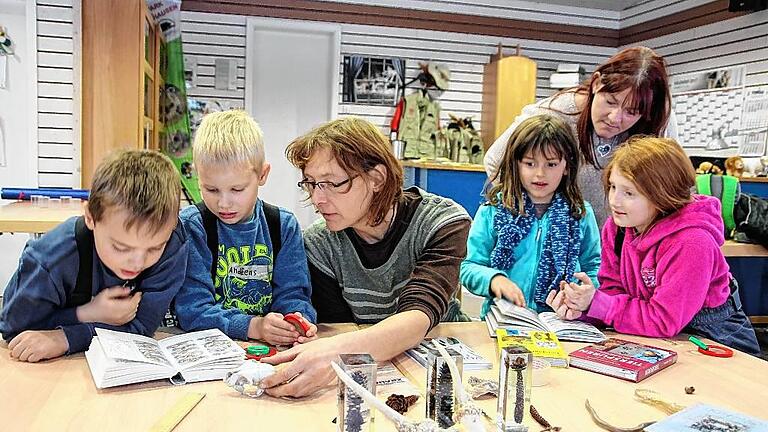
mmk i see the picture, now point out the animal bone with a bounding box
[224,360,276,398]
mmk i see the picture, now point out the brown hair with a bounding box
[603,136,694,219]
[286,117,403,226]
[88,150,180,234]
[486,114,585,218]
[571,46,671,168]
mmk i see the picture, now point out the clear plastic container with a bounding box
[426,346,463,428]
[337,353,377,432]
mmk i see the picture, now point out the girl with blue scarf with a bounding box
[460,114,601,318]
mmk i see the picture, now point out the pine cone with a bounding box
[386,394,419,414]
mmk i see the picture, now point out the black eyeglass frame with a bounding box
[296,175,358,194]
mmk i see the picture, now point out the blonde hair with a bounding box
[88,149,180,234]
[486,114,585,218]
[286,117,403,226]
[603,136,694,218]
[192,110,265,171]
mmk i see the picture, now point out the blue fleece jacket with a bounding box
[174,200,316,340]
[0,216,189,353]
[460,201,602,318]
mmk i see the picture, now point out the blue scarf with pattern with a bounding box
[490,192,581,309]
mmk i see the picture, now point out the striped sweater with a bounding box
[304,187,471,328]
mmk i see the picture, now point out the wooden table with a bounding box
[401,159,486,172]
[0,200,84,235]
[1,322,766,431]
[722,240,768,257]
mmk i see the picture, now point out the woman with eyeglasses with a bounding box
[484,46,677,227]
[259,116,472,398]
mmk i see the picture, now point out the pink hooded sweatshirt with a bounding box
[587,195,731,338]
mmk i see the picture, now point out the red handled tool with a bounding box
[283,313,311,336]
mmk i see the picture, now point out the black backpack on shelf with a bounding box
[734,193,768,248]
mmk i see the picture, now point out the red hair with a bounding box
[574,47,671,168]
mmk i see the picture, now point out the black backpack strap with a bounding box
[614,226,626,262]
[262,201,282,260]
[196,200,282,281]
[196,201,220,283]
[69,217,94,308]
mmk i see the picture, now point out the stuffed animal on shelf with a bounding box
[758,156,768,177]
[725,156,745,177]
[696,161,723,175]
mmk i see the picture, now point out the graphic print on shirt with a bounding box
[641,266,657,289]
[213,242,273,315]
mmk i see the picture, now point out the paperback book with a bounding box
[405,336,492,371]
[85,328,245,389]
[487,299,606,343]
[495,329,568,368]
[569,338,677,382]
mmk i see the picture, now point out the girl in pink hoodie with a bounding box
[547,136,759,354]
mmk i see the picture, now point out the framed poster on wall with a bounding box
[342,55,405,105]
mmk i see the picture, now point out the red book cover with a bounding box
[569,338,677,382]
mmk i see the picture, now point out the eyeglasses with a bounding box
[297,176,358,195]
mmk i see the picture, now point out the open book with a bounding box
[486,298,606,343]
[405,336,492,371]
[85,328,245,389]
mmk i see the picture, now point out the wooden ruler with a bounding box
[149,392,206,432]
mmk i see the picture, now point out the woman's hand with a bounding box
[259,336,341,398]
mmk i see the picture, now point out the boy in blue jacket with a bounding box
[0,150,189,362]
[174,110,317,345]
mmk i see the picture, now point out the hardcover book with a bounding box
[85,328,245,389]
[486,299,606,343]
[495,329,568,368]
[569,338,677,382]
[405,336,492,371]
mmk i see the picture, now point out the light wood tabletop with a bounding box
[1,322,765,431]
[400,159,487,172]
[721,240,768,257]
[0,200,84,234]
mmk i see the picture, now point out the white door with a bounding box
[0,1,37,292]
[246,18,340,228]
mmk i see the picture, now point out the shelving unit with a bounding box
[81,0,164,187]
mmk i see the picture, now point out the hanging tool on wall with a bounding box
[0,25,13,90]
[0,26,13,55]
